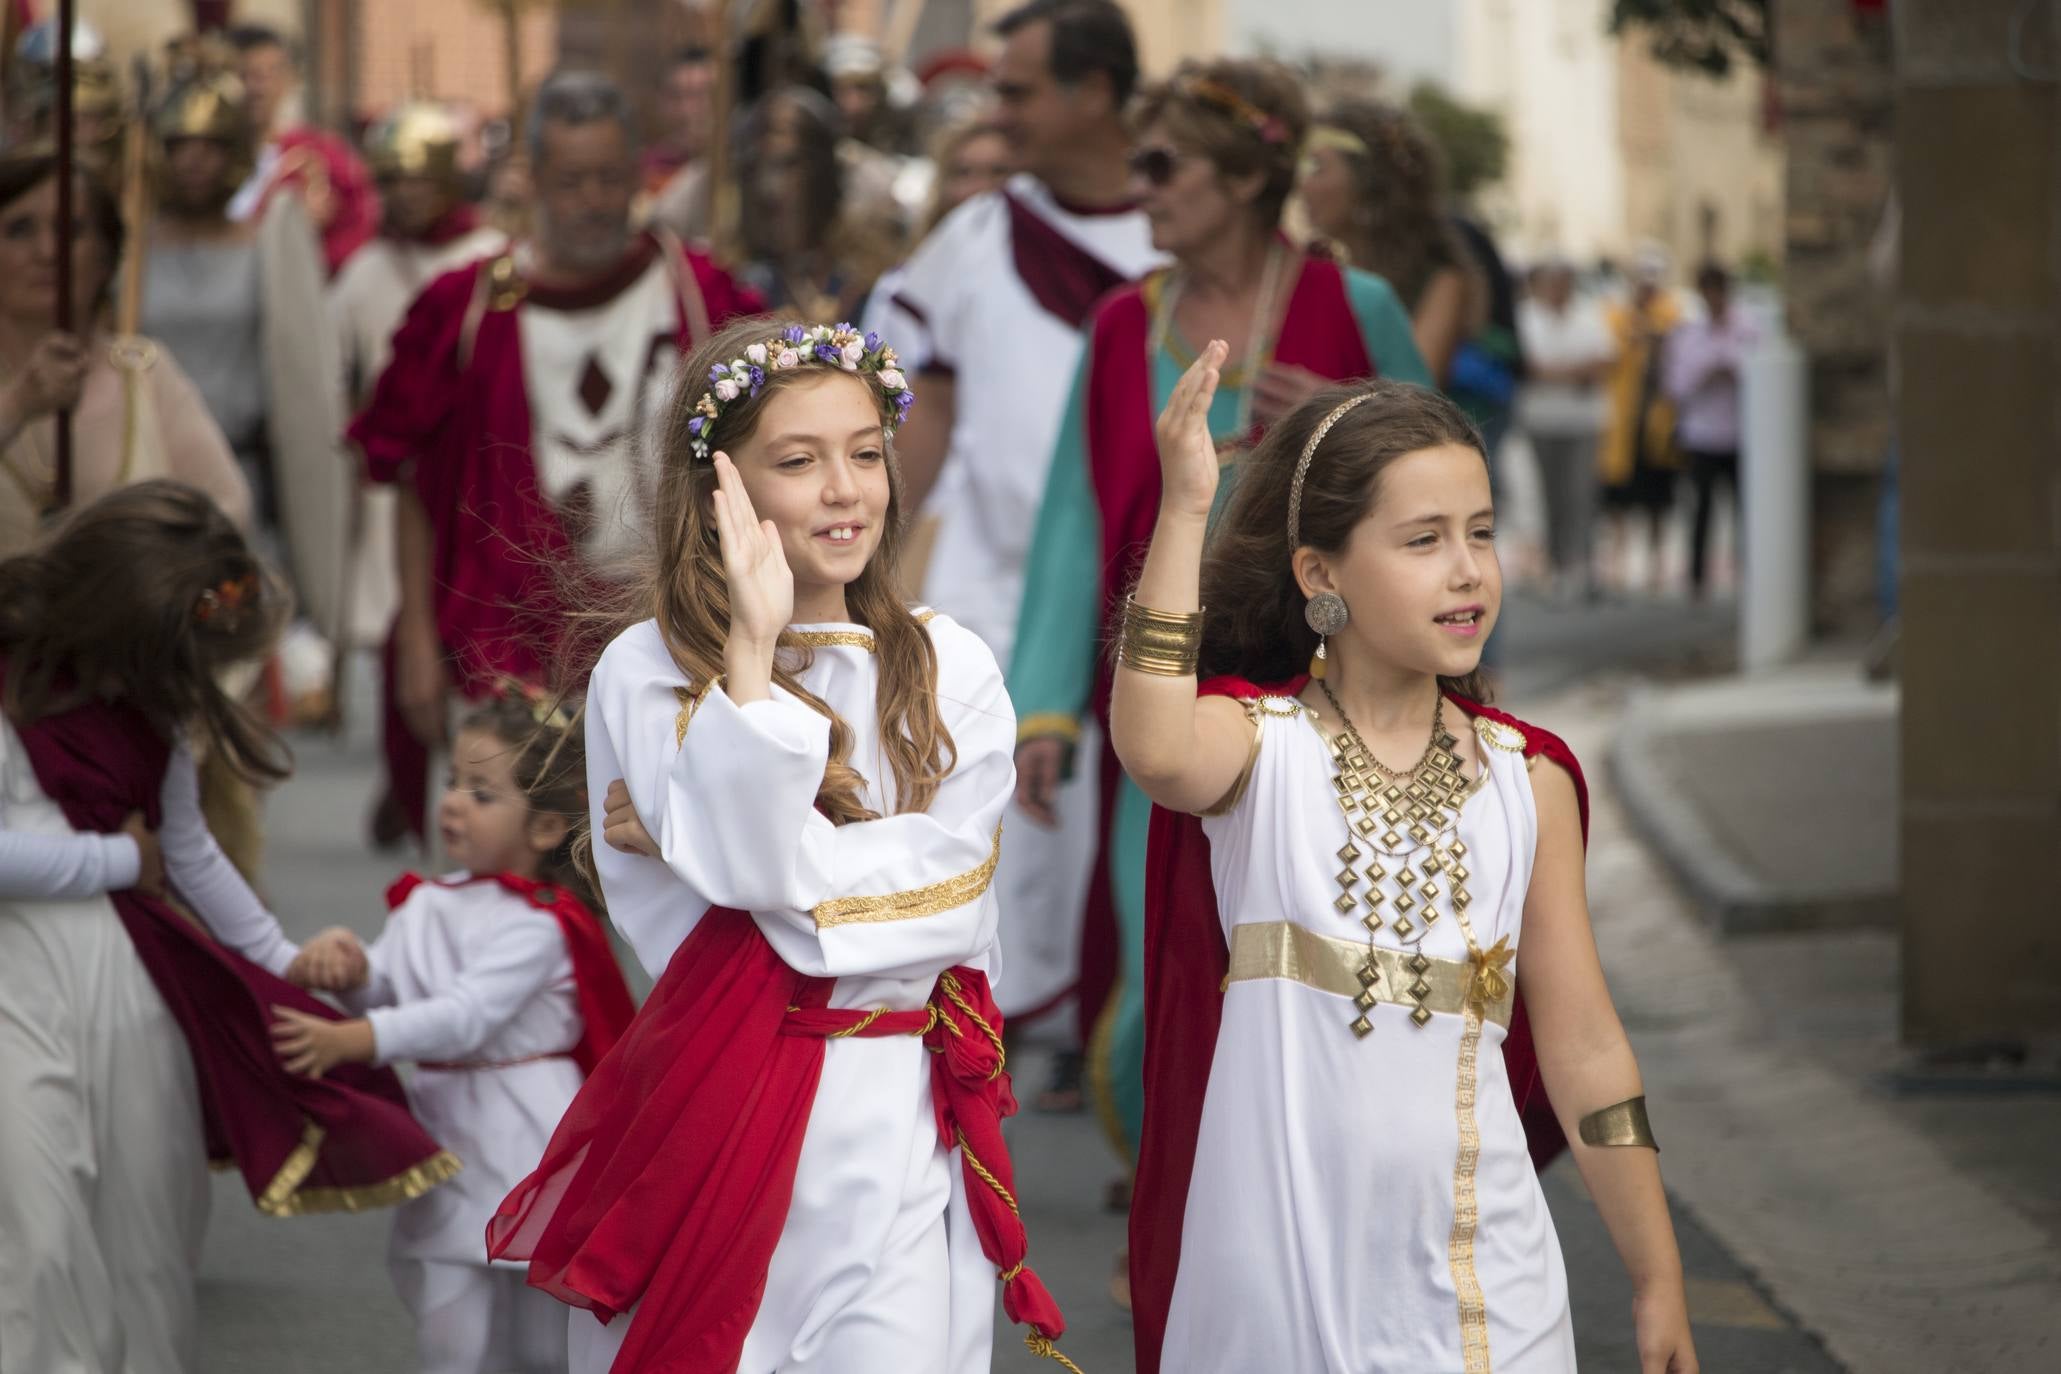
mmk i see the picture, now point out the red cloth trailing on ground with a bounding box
[1127,675,1583,1374]
[3,670,456,1215]
[385,871,635,1076]
[347,231,761,838]
[487,907,1066,1372]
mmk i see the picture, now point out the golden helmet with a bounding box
[149,66,256,195]
[365,102,464,185]
[7,18,126,127]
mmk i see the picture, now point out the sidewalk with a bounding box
[1534,674,2061,1374]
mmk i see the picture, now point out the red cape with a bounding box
[349,232,760,838]
[3,668,457,1215]
[385,871,635,1077]
[1069,253,1379,1051]
[488,908,1065,1371]
[1127,676,1583,1374]
[264,125,380,276]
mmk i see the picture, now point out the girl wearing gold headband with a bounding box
[1115,348,1697,1374]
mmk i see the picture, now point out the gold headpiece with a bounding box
[1303,124,1370,160]
[365,102,464,185]
[1288,392,1376,548]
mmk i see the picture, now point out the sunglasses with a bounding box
[1128,145,1186,187]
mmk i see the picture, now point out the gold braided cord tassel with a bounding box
[1025,1332,1088,1373]
[938,971,1008,1077]
[955,1129,1022,1217]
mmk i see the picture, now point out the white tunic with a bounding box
[329,227,506,647]
[340,877,584,1315]
[0,720,302,1374]
[1165,700,1575,1373]
[575,614,1012,1374]
[864,177,1160,1020]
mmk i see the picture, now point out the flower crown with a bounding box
[1175,75,1290,146]
[685,323,914,463]
[193,571,260,628]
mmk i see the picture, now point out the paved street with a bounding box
[196,588,1862,1373]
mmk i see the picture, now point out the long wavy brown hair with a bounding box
[1199,380,1492,704]
[0,480,291,783]
[1316,98,1470,315]
[574,314,954,827]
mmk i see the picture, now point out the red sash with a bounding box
[385,871,635,1076]
[488,908,1067,1372]
[1127,676,1579,1374]
[1003,188,1134,330]
[2,670,456,1215]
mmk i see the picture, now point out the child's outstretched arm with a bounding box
[1521,759,1699,1374]
[0,810,162,901]
[153,744,301,976]
[1109,340,1261,816]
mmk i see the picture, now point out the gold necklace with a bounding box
[1318,685,1483,1038]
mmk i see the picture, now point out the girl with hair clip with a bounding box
[485,316,1075,1374]
[273,689,635,1374]
[1117,345,1699,1374]
[0,480,455,1374]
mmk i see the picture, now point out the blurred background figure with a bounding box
[1296,97,1483,388]
[1665,259,1754,600]
[641,45,716,202]
[823,31,916,157]
[141,52,346,725]
[1597,242,1682,595]
[1517,257,1615,600]
[733,83,900,320]
[224,23,376,278]
[0,145,248,558]
[3,17,126,181]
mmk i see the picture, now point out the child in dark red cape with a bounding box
[274,692,633,1374]
[1111,349,1699,1373]
[0,482,458,1374]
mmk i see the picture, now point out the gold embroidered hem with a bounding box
[251,1120,464,1218]
[1016,712,1083,745]
[1222,921,1515,1029]
[1447,1003,1493,1372]
[672,676,724,747]
[811,825,1003,927]
[1200,697,1304,818]
[780,611,938,657]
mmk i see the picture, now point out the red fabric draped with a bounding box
[488,909,1063,1371]
[385,872,635,1076]
[1003,188,1133,330]
[1128,675,1581,1374]
[2,672,452,1214]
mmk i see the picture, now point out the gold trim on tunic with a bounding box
[1200,696,1303,818]
[250,1119,465,1218]
[1448,1002,1493,1371]
[1222,921,1514,1029]
[783,611,938,657]
[811,824,1004,927]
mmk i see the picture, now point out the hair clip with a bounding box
[193,572,259,626]
[495,677,578,733]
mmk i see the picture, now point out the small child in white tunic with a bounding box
[274,694,634,1374]
[1112,350,1701,1374]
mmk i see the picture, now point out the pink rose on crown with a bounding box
[879,368,906,391]
[776,348,800,369]
[713,379,739,402]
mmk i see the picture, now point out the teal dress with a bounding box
[1007,265,1430,1159]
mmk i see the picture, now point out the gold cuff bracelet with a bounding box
[1578,1095,1658,1151]
[1117,598,1203,677]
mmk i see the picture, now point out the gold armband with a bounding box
[1117,598,1204,677]
[1578,1095,1658,1150]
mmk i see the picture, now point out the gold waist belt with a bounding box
[1223,920,1515,1030]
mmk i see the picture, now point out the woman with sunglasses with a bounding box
[1007,56,1433,1265]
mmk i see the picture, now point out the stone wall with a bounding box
[1894,0,2061,1048]
[1772,0,1896,630]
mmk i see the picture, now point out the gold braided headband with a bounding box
[1304,124,1371,159]
[1287,392,1375,549]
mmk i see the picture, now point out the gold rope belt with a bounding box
[1223,920,1515,1029]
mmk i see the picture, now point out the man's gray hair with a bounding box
[525,69,639,163]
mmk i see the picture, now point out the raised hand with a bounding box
[711,452,793,652]
[1154,339,1227,522]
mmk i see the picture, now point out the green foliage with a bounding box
[1406,83,1508,201]
[1608,0,1771,78]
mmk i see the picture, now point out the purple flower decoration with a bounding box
[709,365,728,381]
[748,365,766,390]
[784,324,806,344]
[688,416,705,435]
[814,344,842,365]
[864,331,882,353]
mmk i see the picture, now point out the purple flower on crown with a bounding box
[814,343,842,365]
[864,331,882,353]
[688,416,705,436]
[709,364,728,382]
[748,365,765,390]
[784,324,806,344]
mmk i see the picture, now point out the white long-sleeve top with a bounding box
[340,876,586,1276]
[0,719,300,976]
[581,612,1014,1370]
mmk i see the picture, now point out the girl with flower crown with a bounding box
[1115,346,1700,1374]
[486,316,1074,1374]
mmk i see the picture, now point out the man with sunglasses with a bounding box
[861,0,1162,1090]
